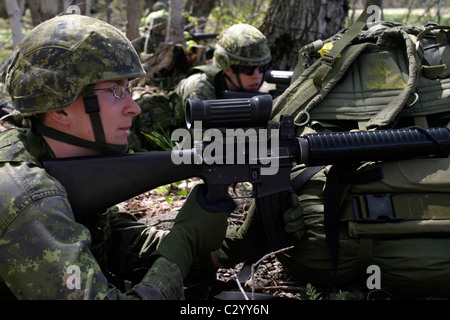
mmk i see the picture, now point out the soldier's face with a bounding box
[69,79,141,148]
[224,67,265,91]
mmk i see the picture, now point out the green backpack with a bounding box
[273,11,450,297]
[272,11,450,131]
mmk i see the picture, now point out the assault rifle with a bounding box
[187,33,219,42]
[217,70,293,99]
[43,95,450,251]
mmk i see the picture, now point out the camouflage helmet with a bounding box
[152,1,168,12]
[6,14,146,115]
[214,24,271,70]
[144,9,168,30]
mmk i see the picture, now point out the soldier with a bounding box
[175,23,272,106]
[128,23,272,152]
[142,1,169,54]
[0,14,234,300]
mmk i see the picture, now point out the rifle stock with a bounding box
[44,151,195,221]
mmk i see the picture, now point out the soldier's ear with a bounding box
[223,67,234,77]
[45,109,71,126]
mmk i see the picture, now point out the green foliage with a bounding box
[141,124,176,151]
[205,0,270,34]
[303,283,322,300]
[156,181,189,205]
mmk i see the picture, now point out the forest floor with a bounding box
[117,178,441,301]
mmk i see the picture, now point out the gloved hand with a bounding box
[283,192,305,241]
[151,183,235,278]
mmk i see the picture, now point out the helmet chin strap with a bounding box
[224,71,245,91]
[35,85,128,155]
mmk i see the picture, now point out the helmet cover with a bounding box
[6,14,146,115]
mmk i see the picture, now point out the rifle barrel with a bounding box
[299,127,450,165]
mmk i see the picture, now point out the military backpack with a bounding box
[273,10,450,297]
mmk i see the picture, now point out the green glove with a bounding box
[152,184,235,278]
[283,192,305,241]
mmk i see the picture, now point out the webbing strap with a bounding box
[313,9,371,88]
[341,192,450,222]
[290,165,326,192]
[83,85,109,154]
[321,165,342,297]
[35,122,99,150]
[273,10,372,124]
[357,239,373,278]
[366,31,422,129]
[418,26,450,78]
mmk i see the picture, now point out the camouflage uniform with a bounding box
[1,14,233,300]
[0,127,183,299]
[142,8,168,54]
[129,24,271,152]
[175,65,226,106]
[175,24,272,107]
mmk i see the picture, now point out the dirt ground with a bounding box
[117,179,380,301]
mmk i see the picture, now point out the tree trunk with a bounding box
[260,0,349,71]
[28,0,71,26]
[5,0,22,48]
[166,0,184,45]
[126,0,141,51]
[184,0,215,32]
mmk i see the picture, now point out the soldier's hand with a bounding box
[151,183,235,278]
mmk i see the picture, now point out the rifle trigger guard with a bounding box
[294,110,310,127]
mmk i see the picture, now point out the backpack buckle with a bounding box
[353,194,398,222]
[321,52,336,65]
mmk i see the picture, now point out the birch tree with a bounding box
[166,0,184,44]
[5,0,22,48]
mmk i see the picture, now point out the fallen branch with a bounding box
[234,275,250,300]
[250,245,295,300]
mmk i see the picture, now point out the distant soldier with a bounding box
[128,24,272,152]
[142,1,169,53]
[175,23,272,106]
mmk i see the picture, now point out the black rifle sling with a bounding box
[321,165,342,298]
[321,165,384,298]
[291,166,326,192]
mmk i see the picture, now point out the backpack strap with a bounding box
[272,10,371,124]
[365,30,423,129]
[313,9,371,88]
[417,25,450,79]
[290,165,326,192]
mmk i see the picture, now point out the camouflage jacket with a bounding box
[0,128,184,300]
[175,65,226,107]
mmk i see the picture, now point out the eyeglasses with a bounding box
[94,85,132,99]
[231,64,268,76]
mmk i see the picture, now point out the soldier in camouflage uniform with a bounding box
[0,14,234,300]
[142,1,169,54]
[128,24,271,152]
[175,23,272,106]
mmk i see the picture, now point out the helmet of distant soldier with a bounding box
[152,1,168,12]
[213,24,271,70]
[144,9,168,30]
[6,14,146,115]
